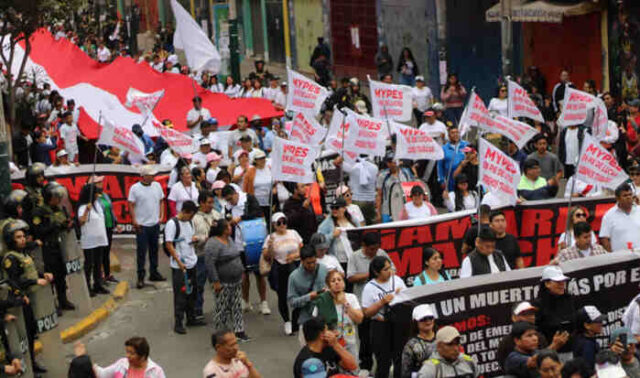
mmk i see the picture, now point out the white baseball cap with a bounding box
[56,149,68,158]
[540,266,569,282]
[412,304,436,321]
[513,301,537,316]
[584,305,604,323]
[271,212,286,223]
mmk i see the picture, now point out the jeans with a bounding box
[273,260,297,323]
[83,247,103,290]
[172,267,197,324]
[135,224,160,281]
[195,256,207,316]
[358,318,373,370]
[370,320,403,378]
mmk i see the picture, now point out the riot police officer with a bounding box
[0,190,34,253]
[2,220,52,374]
[24,163,46,209]
[0,280,26,376]
[31,182,76,311]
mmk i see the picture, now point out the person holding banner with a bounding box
[399,186,438,221]
[336,156,378,225]
[599,183,640,252]
[243,150,272,219]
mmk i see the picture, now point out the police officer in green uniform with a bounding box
[30,182,76,311]
[2,220,52,374]
[0,190,34,254]
[23,163,46,209]
[0,280,27,376]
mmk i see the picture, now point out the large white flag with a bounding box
[479,138,520,206]
[490,115,539,149]
[344,109,389,157]
[152,120,199,157]
[575,133,628,190]
[170,0,221,73]
[271,137,320,183]
[98,118,146,159]
[289,112,327,145]
[558,87,608,140]
[368,76,412,122]
[323,109,357,164]
[459,92,489,137]
[392,122,443,161]
[126,88,165,116]
[286,69,329,115]
[507,80,544,122]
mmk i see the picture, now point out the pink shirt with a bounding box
[126,367,146,378]
[202,359,249,378]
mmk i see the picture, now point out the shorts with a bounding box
[239,251,261,275]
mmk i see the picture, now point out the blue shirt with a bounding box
[413,271,450,287]
[262,128,274,152]
[437,141,468,191]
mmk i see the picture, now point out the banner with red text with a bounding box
[479,138,521,205]
[286,69,329,115]
[576,133,629,190]
[271,137,320,183]
[324,110,357,164]
[459,93,489,137]
[152,120,199,157]
[126,88,165,117]
[344,109,389,157]
[491,115,539,149]
[558,87,608,140]
[507,80,544,122]
[290,112,328,145]
[342,196,616,284]
[368,77,412,122]
[97,118,147,159]
[391,252,639,377]
[392,122,444,161]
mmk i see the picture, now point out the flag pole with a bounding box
[562,128,586,248]
[88,111,103,221]
[139,91,165,128]
[446,87,475,193]
[338,107,347,186]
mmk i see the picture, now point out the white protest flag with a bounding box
[271,137,320,183]
[392,121,443,161]
[344,109,389,157]
[575,133,628,190]
[507,80,544,122]
[479,138,521,206]
[170,0,221,73]
[289,112,328,145]
[152,120,199,157]
[490,115,539,149]
[125,88,165,116]
[558,87,608,140]
[98,118,146,160]
[324,109,357,163]
[459,92,489,137]
[368,76,412,122]
[286,69,329,115]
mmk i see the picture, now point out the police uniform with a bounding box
[418,351,479,378]
[0,281,26,373]
[23,186,43,209]
[30,204,72,307]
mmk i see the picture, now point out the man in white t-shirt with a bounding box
[128,166,166,289]
[418,109,448,145]
[274,82,287,110]
[96,41,111,63]
[412,76,433,125]
[228,115,259,158]
[203,330,262,378]
[192,138,212,168]
[164,200,202,334]
[58,112,87,162]
[186,96,212,136]
[599,183,640,252]
[459,228,511,278]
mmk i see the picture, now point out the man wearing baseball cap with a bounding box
[418,326,478,378]
[418,108,447,145]
[412,76,434,125]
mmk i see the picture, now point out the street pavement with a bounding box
[57,238,301,377]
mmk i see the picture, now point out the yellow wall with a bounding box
[293,0,324,72]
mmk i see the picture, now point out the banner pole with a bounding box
[562,132,584,248]
[338,108,347,186]
[139,91,165,128]
[88,111,103,221]
[476,130,484,242]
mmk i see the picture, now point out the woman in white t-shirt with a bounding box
[232,150,250,188]
[557,206,597,251]
[336,185,365,226]
[488,85,509,117]
[399,185,438,220]
[313,270,364,361]
[77,184,109,296]
[443,174,479,212]
[243,150,272,217]
[361,256,406,377]
[205,152,222,185]
[262,212,303,335]
[168,166,199,217]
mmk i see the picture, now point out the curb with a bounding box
[110,252,121,273]
[60,281,129,343]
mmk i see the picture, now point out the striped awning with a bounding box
[485,0,600,23]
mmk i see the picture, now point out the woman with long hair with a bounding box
[312,270,364,361]
[243,150,272,219]
[557,206,596,251]
[208,75,224,93]
[361,256,406,378]
[205,218,249,340]
[397,47,418,86]
[77,183,109,296]
[249,79,265,98]
[262,212,303,335]
[335,185,365,226]
[168,165,199,217]
[400,304,437,378]
[239,78,253,98]
[412,248,450,286]
[73,337,165,377]
[443,174,479,212]
[318,197,361,273]
[232,150,250,188]
[488,84,509,117]
[224,76,241,98]
[440,73,467,123]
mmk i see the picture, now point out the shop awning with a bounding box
[485,0,600,23]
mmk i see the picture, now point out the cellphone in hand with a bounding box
[620,333,628,352]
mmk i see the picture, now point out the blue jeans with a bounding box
[135,224,160,281]
[195,256,207,316]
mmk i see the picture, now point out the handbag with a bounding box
[259,252,272,276]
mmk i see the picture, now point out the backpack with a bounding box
[163,217,181,257]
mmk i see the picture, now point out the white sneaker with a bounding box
[242,300,253,312]
[260,301,271,315]
[284,321,292,335]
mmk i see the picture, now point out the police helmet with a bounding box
[42,181,67,204]
[4,189,33,218]
[2,220,29,251]
[25,163,46,187]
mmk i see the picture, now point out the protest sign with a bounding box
[324,110,357,164]
[125,88,165,116]
[271,137,319,183]
[558,87,608,140]
[575,133,629,190]
[479,138,521,205]
[507,80,544,122]
[344,110,389,157]
[286,69,329,115]
[391,252,640,377]
[289,112,328,145]
[368,77,412,122]
[341,196,616,283]
[98,118,147,159]
[313,151,342,206]
[459,93,489,137]
[392,122,444,161]
[152,120,199,157]
[490,115,538,149]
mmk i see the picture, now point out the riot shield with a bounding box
[27,245,45,277]
[60,230,92,316]
[6,306,34,378]
[28,284,57,335]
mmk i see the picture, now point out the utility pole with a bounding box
[228,0,240,83]
[500,0,513,78]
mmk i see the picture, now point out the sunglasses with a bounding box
[276,219,287,226]
[575,213,587,218]
[344,192,352,197]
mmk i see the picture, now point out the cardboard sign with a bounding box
[507,80,544,122]
[271,137,320,183]
[286,69,329,115]
[369,77,413,122]
[558,87,608,140]
[152,120,199,157]
[289,112,328,145]
[392,122,444,161]
[479,138,521,206]
[575,133,629,190]
[98,118,146,159]
[344,109,388,157]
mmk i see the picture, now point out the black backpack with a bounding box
[163,217,181,257]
